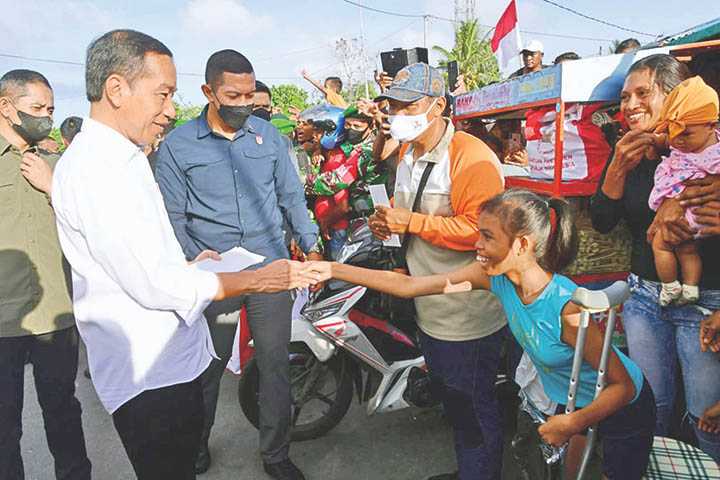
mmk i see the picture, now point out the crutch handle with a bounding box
[571,281,630,312]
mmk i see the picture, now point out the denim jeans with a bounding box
[624,273,720,462]
[556,380,656,479]
[327,228,348,261]
[419,327,507,480]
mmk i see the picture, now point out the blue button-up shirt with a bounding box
[155,108,318,263]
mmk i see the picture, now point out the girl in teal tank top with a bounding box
[327,189,656,479]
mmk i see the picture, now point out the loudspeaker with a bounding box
[380,47,429,77]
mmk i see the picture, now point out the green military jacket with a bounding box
[0,137,74,337]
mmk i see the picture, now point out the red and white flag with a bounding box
[491,0,523,77]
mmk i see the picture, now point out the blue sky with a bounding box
[0,0,713,122]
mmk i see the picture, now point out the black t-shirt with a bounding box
[589,152,720,290]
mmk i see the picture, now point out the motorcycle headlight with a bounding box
[302,302,344,323]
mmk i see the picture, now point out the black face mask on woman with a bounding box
[12,109,53,145]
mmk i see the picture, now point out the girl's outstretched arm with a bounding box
[330,261,490,298]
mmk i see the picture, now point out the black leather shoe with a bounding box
[194,443,211,474]
[426,473,458,480]
[263,459,306,480]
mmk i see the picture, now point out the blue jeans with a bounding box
[327,229,348,261]
[419,327,507,480]
[557,380,656,479]
[624,273,720,462]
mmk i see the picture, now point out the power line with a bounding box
[0,52,303,81]
[305,18,421,79]
[0,53,84,66]
[340,0,615,42]
[522,30,612,42]
[253,44,332,63]
[369,18,421,48]
[340,0,427,19]
[537,0,658,38]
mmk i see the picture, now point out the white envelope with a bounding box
[195,246,265,273]
[368,184,401,248]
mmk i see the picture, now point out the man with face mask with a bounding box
[154,49,319,479]
[0,69,91,479]
[306,104,386,222]
[252,80,273,122]
[369,63,508,480]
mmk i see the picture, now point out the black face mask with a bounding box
[217,103,254,131]
[252,108,272,122]
[12,110,53,145]
[345,128,367,145]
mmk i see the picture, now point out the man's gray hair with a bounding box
[85,29,172,102]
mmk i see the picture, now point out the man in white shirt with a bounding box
[51,29,323,480]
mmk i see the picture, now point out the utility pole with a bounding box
[360,0,370,98]
[423,15,429,48]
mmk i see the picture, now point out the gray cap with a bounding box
[375,63,445,103]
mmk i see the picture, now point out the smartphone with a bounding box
[381,49,408,77]
[447,61,459,92]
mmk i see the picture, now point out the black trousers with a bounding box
[201,291,292,463]
[112,376,205,480]
[0,327,91,480]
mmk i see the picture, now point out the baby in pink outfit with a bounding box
[649,133,720,230]
[648,76,720,306]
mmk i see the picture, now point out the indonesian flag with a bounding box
[491,0,523,78]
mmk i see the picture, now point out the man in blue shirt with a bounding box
[155,50,320,480]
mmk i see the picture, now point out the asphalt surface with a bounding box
[20,344,565,480]
[21,346,461,480]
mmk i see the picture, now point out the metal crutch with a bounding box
[565,281,631,480]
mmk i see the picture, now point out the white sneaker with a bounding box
[677,284,700,305]
[659,281,682,307]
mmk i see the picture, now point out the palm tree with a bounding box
[433,19,500,91]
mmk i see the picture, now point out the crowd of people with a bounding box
[1,25,719,480]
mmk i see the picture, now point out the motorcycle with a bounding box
[238,218,516,441]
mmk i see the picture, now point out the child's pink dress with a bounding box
[649,131,720,233]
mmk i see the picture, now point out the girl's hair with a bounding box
[627,54,691,95]
[481,189,579,272]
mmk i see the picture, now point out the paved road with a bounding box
[21,343,557,480]
[21,347,462,480]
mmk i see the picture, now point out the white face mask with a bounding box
[388,98,438,143]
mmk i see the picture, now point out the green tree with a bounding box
[173,101,203,127]
[433,19,500,91]
[271,84,309,115]
[49,128,64,152]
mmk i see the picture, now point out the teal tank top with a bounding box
[490,274,644,408]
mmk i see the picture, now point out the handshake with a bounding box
[253,259,332,292]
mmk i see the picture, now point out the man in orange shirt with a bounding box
[370,63,507,480]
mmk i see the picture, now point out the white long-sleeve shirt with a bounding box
[52,117,219,413]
